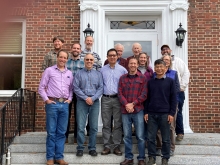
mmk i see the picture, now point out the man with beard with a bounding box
[65,43,84,143]
[42,36,64,71]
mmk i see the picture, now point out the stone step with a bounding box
[13,132,220,146]
[9,153,220,165]
[10,143,220,155]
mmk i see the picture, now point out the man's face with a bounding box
[154,64,166,77]
[84,54,94,70]
[53,39,63,50]
[139,54,147,66]
[132,44,142,56]
[161,47,172,55]
[71,44,81,57]
[107,50,118,65]
[128,59,139,73]
[57,51,68,68]
[85,36,94,50]
[115,46,124,58]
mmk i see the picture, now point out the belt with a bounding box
[103,94,118,98]
[48,97,68,103]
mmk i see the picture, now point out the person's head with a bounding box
[128,57,139,75]
[161,53,172,69]
[107,48,118,66]
[56,49,68,68]
[84,53,94,70]
[71,43,81,57]
[138,52,149,68]
[161,44,172,56]
[154,59,167,77]
[84,36,94,50]
[114,43,124,58]
[132,43,142,57]
[53,36,64,51]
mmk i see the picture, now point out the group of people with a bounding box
[38,35,190,165]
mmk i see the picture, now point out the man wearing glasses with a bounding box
[100,48,127,156]
[73,54,103,157]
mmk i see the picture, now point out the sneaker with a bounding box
[170,150,174,156]
[147,157,156,165]
[89,150,98,156]
[76,150,83,157]
[156,149,161,156]
[176,134,184,141]
[161,158,168,165]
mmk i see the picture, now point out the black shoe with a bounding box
[170,150,174,156]
[76,150,83,157]
[89,150,98,156]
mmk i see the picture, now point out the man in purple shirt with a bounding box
[38,50,73,165]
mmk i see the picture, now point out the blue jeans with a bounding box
[76,99,99,151]
[148,114,170,160]
[176,91,185,135]
[45,102,69,160]
[122,110,145,160]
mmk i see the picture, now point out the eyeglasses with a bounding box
[85,59,94,61]
[108,54,117,57]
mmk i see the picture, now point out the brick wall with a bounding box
[12,0,80,131]
[188,0,220,132]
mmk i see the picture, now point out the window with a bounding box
[0,20,26,96]
[110,21,155,29]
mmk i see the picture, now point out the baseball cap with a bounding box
[161,44,170,50]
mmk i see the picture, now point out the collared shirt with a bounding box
[42,50,57,72]
[73,68,103,101]
[118,71,148,114]
[66,55,84,77]
[100,63,127,95]
[38,65,73,102]
[80,48,102,70]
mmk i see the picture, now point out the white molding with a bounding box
[170,2,189,11]
[79,3,99,11]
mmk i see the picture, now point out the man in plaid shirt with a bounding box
[118,57,148,165]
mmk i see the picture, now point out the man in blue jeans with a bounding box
[118,57,147,165]
[144,59,177,165]
[73,54,103,157]
[39,50,73,165]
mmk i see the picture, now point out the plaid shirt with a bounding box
[80,48,102,71]
[66,55,85,77]
[118,71,148,114]
[42,50,57,72]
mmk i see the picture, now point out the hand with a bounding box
[168,115,174,124]
[64,100,71,104]
[86,97,93,105]
[125,103,134,113]
[45,99,56,104]
[144,114,148,123]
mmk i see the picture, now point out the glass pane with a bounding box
[111,21,155,29]
[0,58,22,90]
[114,41,152,59]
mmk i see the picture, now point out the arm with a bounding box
[178,59,190,91]
[175,72,180,93]
[91,72,104,101]
[42,54,49,72]
[73,72,88,100]
[169,79,177,117]
[118,76,128,106]
[67,74,74,102]
[38,68,50,102]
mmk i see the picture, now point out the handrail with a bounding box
[0,88,36,165]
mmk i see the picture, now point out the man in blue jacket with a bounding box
[144,59,177,165]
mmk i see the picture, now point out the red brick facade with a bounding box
[1,0,219,132]
[188,0,220,132]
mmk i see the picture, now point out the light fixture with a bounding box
[175,23,187,48]
[83,23,94,37]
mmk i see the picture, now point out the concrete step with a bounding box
[10,143,220,155]
[13,132,220,146]
[9,153,220,165]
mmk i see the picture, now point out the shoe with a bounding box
[65,138,68,143]
[138,160,146,165]
[89,150,98,156]
[47,159,54,165]
[76,150,83,157]
[161,158,168,165]
[54,159,68,165]
[156,149,161,156]
[170,150,174,156]
[101,147,111,155]
[176,134,184,141]
[120,159,134,165]
[113,147,122,156]
[74,138,77,144]
[146,157,156,165]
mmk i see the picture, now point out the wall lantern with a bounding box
[83,23,94,37]
[175,23,187,48]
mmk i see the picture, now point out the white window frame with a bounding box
[0,18,26,97]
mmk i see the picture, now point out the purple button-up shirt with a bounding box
[38,65,73,102]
